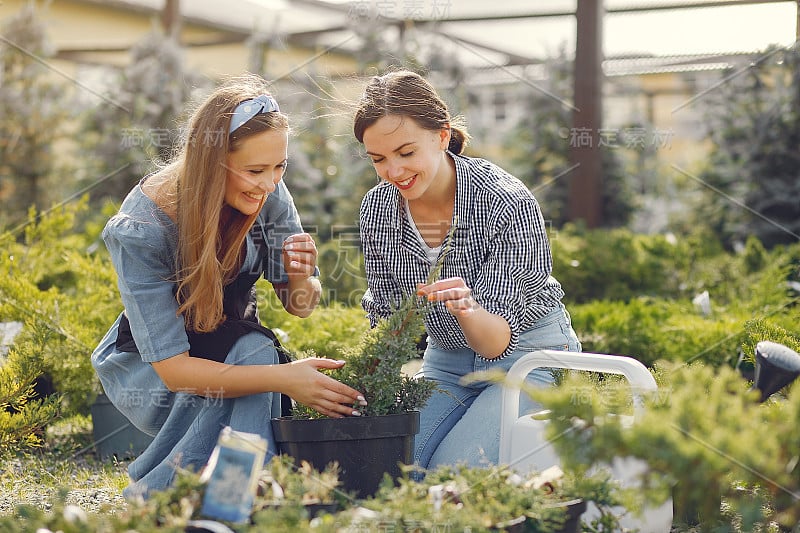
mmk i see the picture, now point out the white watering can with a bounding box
[499,350,673,532]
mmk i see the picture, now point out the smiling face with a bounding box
[224,128,288,216]
[362,115,452,201]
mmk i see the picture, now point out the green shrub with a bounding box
[552,225,800,308]
[566,234,799,368]
[289,288,436,419]
[358,464,622,532]
[551,225,697,303]
[0,200,120,419]
[0,458,621,532]
[529,361,800,530]
[570,298,674,361]
[315,236,367,307]
[570,298,746,368]
[256,282,369,359]
[741,319,800,366]
[0,331,60,451]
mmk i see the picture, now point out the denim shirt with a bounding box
[102,179,304,363]
[359,152,565,359]
[91,179,307,434]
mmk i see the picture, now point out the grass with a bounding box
[0,414,129,515]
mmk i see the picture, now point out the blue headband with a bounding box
[229,94,280,134]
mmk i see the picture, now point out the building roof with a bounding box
[5,0,793,82]
[603,51,758,76]
[76,0,797,65]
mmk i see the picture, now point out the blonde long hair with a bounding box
[155,75,289,333]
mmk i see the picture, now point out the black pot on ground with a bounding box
[497,498,587,533]
[271,411,420,499]
[546,498,587,533]
[91,392,154,459]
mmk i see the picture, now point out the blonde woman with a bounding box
[92,75,365,498]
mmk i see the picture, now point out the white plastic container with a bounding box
[499,350,672,532]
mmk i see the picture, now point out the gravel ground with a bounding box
[0,485,127,516]
[1,443,129,517]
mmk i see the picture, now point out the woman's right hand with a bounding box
[283,358,366,418]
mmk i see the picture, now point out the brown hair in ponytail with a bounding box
[353,69,470,154]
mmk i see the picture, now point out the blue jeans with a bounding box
[92,327,282,499]
[414,304,581,471]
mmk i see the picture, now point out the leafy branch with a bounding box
[292,220,459,418]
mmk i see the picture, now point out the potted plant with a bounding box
[527,355,800,530]
[271,291,437,498]
[336,463,612,533]
[251,455,342,524]
[271,229,459,499]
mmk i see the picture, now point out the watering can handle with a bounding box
[499,350,657,464]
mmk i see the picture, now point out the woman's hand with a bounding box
[152,354,365,415]
[282,233,317,280]
[417,277,479,317]
[283,358,367,418]
[277,233,321,317]
[417,277,511,359]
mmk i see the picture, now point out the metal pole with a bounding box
[796,0,799,40]
[568,0,604,227]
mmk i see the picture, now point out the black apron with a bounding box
[115,215,293,416]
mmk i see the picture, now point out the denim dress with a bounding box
[91,180,305,498]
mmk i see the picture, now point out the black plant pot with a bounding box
[751,340,800,402]
[258,502,339,518]
[546,498,587,533]
[496,498,587,533]
[303,502,339,518]
[91,392,154,459]
[271,411,420,499]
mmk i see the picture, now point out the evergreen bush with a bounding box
[528,361,800,530]
[694,44,800,249]
[0,200,119,422]
[551,225,799,307]
[0,458,621,532]
[256,283,369,359]
[570,298,748,368]
[0,3,72,230]
[0,333,60,451]
[289,292,436,419]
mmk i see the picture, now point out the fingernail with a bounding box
[357,395,365,402]
[351,410,361,416]
[337,360,346,364]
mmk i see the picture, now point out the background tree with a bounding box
[0,200,120,418]
[0,3,71,230]
[693,44,800,249]
[80,28,205,204]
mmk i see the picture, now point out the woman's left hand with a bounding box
[282,233,318,279]
[417,277,478,317]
